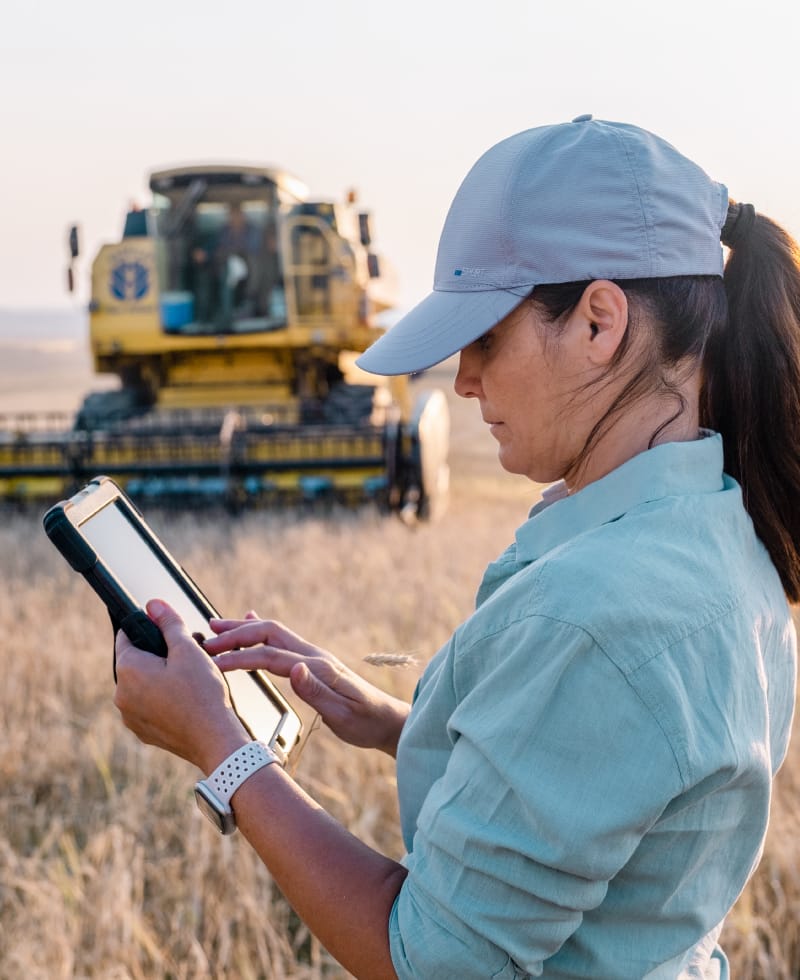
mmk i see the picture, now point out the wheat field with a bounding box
[0,346,798,978]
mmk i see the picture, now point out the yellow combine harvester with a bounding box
[0,165,449,516]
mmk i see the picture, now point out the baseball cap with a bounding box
[357,114,729,376]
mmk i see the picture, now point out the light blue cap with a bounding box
[357,115,729,376]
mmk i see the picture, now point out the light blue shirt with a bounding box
[389,434,796,979]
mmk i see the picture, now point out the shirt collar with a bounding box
[515,432,726,564]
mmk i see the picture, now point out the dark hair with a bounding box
[530,205,800,602]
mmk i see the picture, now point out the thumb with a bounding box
[146,599,192,649]
[290,662,340,714]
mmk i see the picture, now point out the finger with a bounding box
[204,619,295,653]
[290,662,349,719]
[208,619,260,642]
[115,628,161,675]
[146,599,195,653]
[206,619,328,663]
[115,626,135,659]
[213,645,302,677]
[208,611,261,629]
[113,630,169,721]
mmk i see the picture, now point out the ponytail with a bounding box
[701,203,800,602]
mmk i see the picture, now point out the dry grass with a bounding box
[0,359,798,978]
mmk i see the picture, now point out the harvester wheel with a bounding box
[397,388,450,522]
[74,389,147,431]
[321,383,376,425]
[381,419,403,513]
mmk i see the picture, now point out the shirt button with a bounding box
[572,113,593,123]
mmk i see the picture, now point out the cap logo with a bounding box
[453,267,488,278]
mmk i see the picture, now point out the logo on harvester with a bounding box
[110,260,150,300]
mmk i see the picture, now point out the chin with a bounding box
[499,450,565,485]
[498,451,535,480]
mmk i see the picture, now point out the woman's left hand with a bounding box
[114,599,250,773]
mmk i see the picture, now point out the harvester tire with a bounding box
[321,383,375,425]
[398,388,450,522]
[74,389,146,431]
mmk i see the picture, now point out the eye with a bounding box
[475,331,493,353]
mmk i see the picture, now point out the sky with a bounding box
[2,0,799,319]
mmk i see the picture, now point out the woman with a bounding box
[115,115,800,979]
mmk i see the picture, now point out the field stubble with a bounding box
[0,356,798,978]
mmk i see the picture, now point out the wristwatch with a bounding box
[194,740,280,835]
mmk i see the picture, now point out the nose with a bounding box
[454,348,482,400]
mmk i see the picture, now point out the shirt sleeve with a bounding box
[389,614,683,979]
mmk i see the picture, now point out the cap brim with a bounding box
[356,288,526,376]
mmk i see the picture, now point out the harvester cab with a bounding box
[2,165,449,516]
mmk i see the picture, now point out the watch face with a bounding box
[195,783,236,835]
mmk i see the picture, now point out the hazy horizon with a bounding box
[0,307,88,341]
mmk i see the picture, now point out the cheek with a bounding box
[508,364,550,416]
[514,374,571,455]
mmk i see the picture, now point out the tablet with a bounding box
[43,476,302,761]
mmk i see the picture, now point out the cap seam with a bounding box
[609,125,655,276]
[501,136,533,272]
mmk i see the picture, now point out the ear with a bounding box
[573,280,628,365]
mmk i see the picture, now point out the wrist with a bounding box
[196,717,252,776]
[195,740,282,834]
[377,698,411,757]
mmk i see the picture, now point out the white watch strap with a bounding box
[204,740,279,806]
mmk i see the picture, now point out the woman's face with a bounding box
[454,301,592,484]
[454,283,702,490]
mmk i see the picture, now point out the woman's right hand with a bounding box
[203,616,410,757]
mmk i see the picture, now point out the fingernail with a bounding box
[148,599,166,616]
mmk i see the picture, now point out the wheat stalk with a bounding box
[362,652,420,668]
